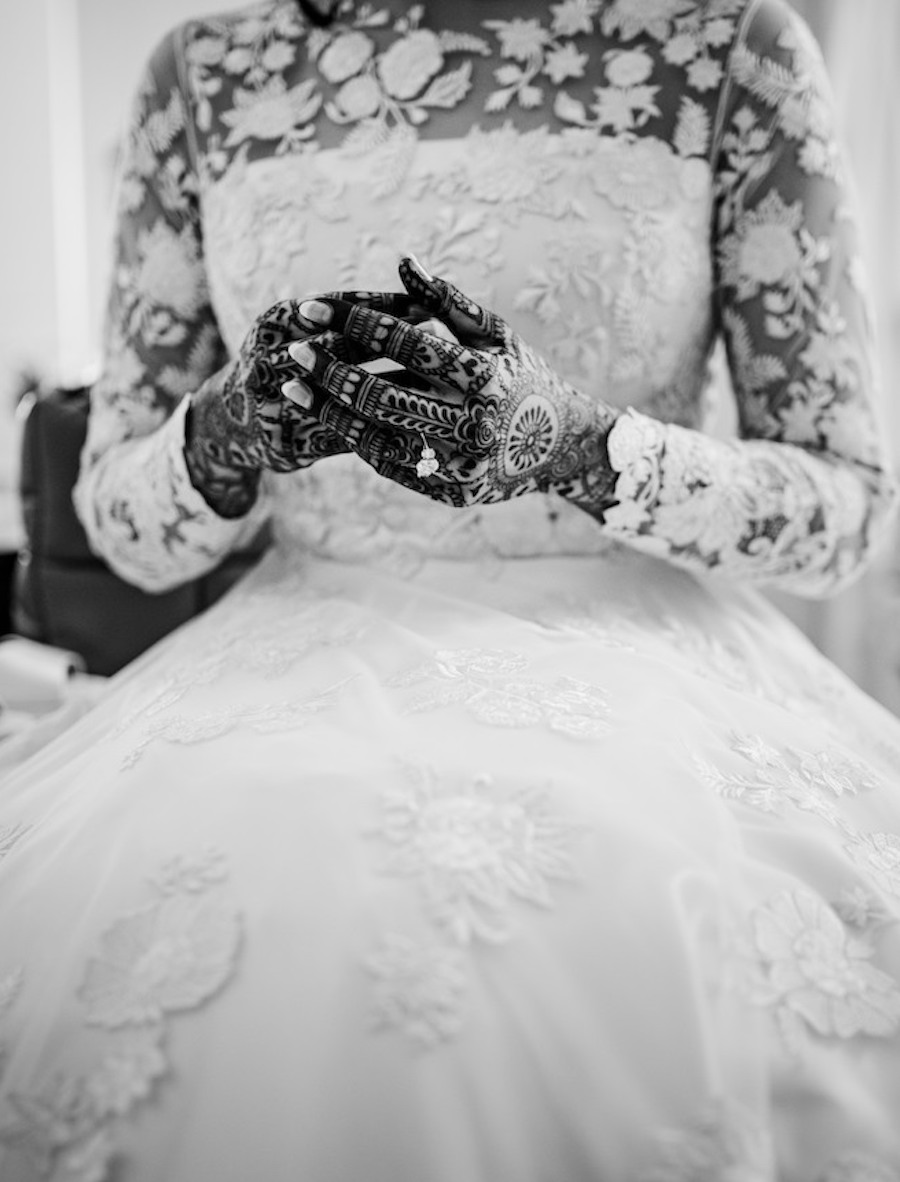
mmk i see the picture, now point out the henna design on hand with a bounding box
[185,292,423,516]
[288,263,622,513]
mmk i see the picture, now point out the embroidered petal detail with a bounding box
[372,767,586,944]
[84,1029,168,1118]
[365,934,468,1049]
[79,891,241,1028]
[391,648,611,738]
[747,890,900,1046]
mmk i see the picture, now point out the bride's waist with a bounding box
[263,458,615,571]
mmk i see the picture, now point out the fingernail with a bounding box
[282,379,313,409]
[403,252,433,283]
[289,341,315,369]
[298,299,332,326]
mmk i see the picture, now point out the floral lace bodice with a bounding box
[73,0,897,593]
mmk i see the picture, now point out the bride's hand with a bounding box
[185,290,424,515]
[283,257,620,507]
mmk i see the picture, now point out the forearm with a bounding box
[560,407,898,596]
[74,399,267,593]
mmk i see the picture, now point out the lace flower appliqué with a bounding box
[694,732,881,831]
[364,933,468,1050]
[0,849,242,1182]
[388,647,611,737]
[370,765,588,944]
[362,763,590,1049]
[743,889,900,1053]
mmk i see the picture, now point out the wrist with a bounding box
[550,401,621,519]
[184,390,261,519]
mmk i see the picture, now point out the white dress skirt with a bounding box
[2,538,900,1181]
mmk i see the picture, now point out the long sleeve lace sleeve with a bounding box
[72,29,267,593]
[598,0,898,596]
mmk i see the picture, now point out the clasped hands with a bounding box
[287,256,620,509]
[186,255,620,515]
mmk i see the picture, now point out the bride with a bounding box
[2,0,899,1177]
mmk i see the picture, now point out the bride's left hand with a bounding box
[283,257,619,507]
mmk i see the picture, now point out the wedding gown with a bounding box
[3,1,900,1179]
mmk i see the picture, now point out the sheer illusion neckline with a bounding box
[296,0,344,27]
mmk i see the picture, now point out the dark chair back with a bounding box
[13,386,268,676]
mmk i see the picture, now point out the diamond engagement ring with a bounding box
[415,436,440,478]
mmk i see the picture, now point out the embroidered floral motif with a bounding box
[0,852,241,1182]
[363,763,589,1049]
[389,648,611,737]
[364,933,468,1049]
[121,677,353,768]
[79,895,239,1028]
[602,0,694,44]
[557,45,661,133]
[117,601,365,726]
[731,15,841,181]
[82,1030,168,1117]
[742,889,900,1053]
[370,765,587,944]
[309,6,491,192]
[693,732,880,831]
[833,886,896,932]
[719,189,828,331]
[637,1097,775,1182]
[483,14,584,113]
[843,832,900,901]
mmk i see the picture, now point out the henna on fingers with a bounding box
[185,292,427,517]
[285,266,621,513]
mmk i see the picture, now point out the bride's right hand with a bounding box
[184,293,417,517]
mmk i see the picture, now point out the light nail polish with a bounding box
[298,300,332,325]
[289,342,315,369]
[282,380,313,409]
[403,252,433,282]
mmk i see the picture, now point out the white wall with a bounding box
[78,0,225,367]
[0,2,57,547]
[0,0,219,550]
[0,4,57,391]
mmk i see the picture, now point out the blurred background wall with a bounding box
[768,0,900,714]
[1,0,899,707]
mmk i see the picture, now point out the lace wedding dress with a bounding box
[2,1,900,1178]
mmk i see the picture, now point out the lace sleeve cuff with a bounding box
[600,407,892,596]
[74,398,268,593]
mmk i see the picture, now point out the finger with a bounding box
[397,256,508,345]
[287,339,467,444]
[299,290,420,328]
[305,292,458,337]
[313,399,456,498]
[280,373,462,503]
[270,328,362,376]
[320,402,420,467]
[296,300,493,395]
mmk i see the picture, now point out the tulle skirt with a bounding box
[1,544,899,1181]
